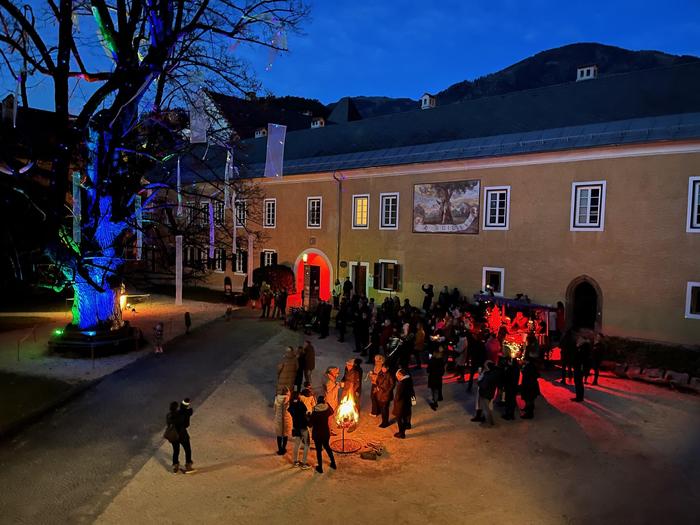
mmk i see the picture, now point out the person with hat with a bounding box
[392,369,415,439]
[309,395,337,474]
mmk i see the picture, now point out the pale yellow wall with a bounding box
[255,144,700,346]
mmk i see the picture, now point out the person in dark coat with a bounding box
[438,286,450,309]
[166,401,182,472]
[318,300,332,338]
[288,391,311,469]
[392,369,415,439]
[375,363,395,428]
[586,332,605,385]
[342,276,353,300]
[176,398,195,472]
[303,340,315,384]
[476,361,498,426]
[336,299,347,342]
[341,358,362,403]
[421,284,434,312]
[184,311,192,335]
[501,356,521,420]
[571,335,591,402]
[427,346,446,411]
[559,328,576,384]
[520,357,540,419]
[295,345,305,392]
[309,395,336,473]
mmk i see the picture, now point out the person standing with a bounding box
[587,332,605,385]
[309,395,337,473]
[278,288,288,320]
[276,347,299,392]
[393,369,415,439]
[303,340,315,384]
[368,355,385,417]
[177,398,195,472]
[332,279,342,310]
[375,363,395,428]
[184,312,192,335]
[559,328,576,384]
[295,346,305,392]
[571,335,591,402]
[342,276,353,300]
[502,356,521,420]
[412,321,426,370]
[427,346,446,411]
[520,356,540,419]
[273,387,292,455]
[336,299,347,342]
[288,391,311,469]
[153,321,164,354]
[323,367,340,434]
[421,284,434,312]
[318,300,331,339]
[477,361,498,427]
[165,401,182,473]
[341,358,361,404]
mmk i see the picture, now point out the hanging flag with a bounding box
[176,156,183,216]
[175,235,183,305]
[209,201,215,260]
[224,150,233,208]
[231,190,237,258]
[263,123,286,178]
[247,234,254,287]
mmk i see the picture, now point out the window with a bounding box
[379,193,399,229]
[353,194,369,229]
[264,199,276,228]
[307,197,322,228]
[686,282,700,319]
[197,202,209,227]
[235,200,247,227]
[571,181,606,231]
[687,177,700,232]
[262,249,276,267]
[184,245,196,267]
[213,247,226,272]
[483,186,510,230]
[482,267,504,297]
[234,249,247,273]
[373,260,401,291]
[214,201,225,225]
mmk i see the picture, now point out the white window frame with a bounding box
[198,201,210,227]
[234,248,245,274]
[377,258,399,292]
[482,266,505,297]
[687,176,700,233]
[352,194,370,229]
[213,247,225,272]
[307,196,322,229]
[234,200,247,228]
[214,201,225,225]
[570,181,606,232]
[263,198,276,228]
[483,186,511,230]
[685,281,700,319]
[262,249,276,267]
[379,192,399,230]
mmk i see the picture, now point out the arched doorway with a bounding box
[566,276,603,331]
[292,249,333,308]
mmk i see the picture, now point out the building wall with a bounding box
[254,142,700,346]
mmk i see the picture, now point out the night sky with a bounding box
[3,0,700,110]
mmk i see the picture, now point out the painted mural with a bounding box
[412,180,481,234]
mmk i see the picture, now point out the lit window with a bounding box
[482,267,504,297]
[373,260,401,291]
[687,177,700,232]
[686,282,700,319]
[353,194,369,228]
[307,197,322,228]
[379,193,399,229]
[234,249,246,273]
[264,199,276,228]
[214,201,225,225]
[571,181,606,231]
[235,200,247,227]
[262,250,276,267]
[483,186,510,229]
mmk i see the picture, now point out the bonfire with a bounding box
[332,394,361,453]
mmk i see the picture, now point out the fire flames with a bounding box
[335,394,359,428]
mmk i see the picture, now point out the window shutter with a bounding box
[373,262,381,290]
[271,252,278,266]
[222,251,227,271]
[242,251,248,273]
[231,252,237,272]
[259,251,265,268]
[393,264,401,291]
[207,252,214,270]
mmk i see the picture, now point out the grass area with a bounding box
[0,316,54,334]
[0,372,75,435]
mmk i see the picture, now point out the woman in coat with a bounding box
[323,367,340,434]
[276,347,299,392]
[165,401,182,472]
[273,387,293,455]
[427,346,446,411]
[309,395,336,473]
[392,369,415,439]
[375,364,395,428]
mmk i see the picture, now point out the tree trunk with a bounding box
[71,277,122,330]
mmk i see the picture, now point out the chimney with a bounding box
[420,93,436,110]
[576,65,598,82]
[311,117,325,129]
[254,127,267,138]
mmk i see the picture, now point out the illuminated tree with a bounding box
[0,1,307,331]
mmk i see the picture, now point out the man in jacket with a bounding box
[177,398,195,473]
[392,369,415,439]
[309,395,336,473]
[375,363,395,428]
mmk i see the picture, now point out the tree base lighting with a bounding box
[48,322,141,357]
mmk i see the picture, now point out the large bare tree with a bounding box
[0,0,307,331]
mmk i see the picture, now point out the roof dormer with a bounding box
[576,65,598,82]
[254,127,267,138]
[311,117,325,129]
[421,93,436,110]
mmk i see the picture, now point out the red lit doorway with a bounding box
[292,249,333,308]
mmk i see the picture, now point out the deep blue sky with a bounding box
[4,0,700,110]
